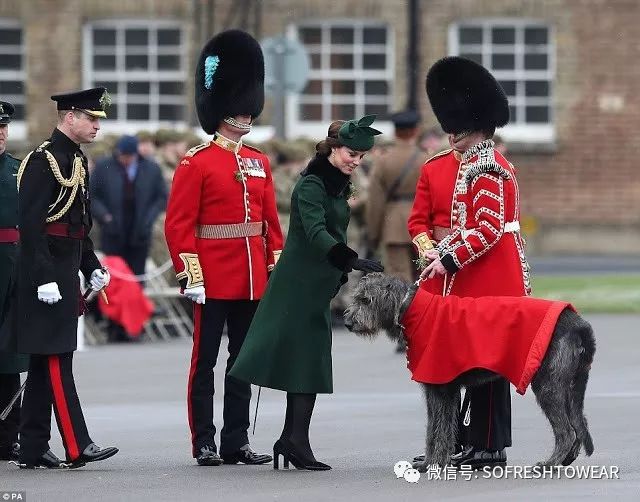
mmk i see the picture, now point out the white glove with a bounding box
[37,282,62,304]
[90,268,111,291]
[183,285,206,304]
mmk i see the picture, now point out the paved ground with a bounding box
[2,314,639,501]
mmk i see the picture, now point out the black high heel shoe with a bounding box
[273,439,331,471]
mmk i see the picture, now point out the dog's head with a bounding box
[343,272,410,339]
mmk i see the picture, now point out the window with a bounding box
[83,21,186,126]
[288,21,393,137]
[0,19,25,135]
[449,20,555,143]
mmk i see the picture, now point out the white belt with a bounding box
[461,221,520,238]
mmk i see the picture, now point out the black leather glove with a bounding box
[350,258,384,273]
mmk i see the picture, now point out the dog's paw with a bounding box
[412,460,429,473]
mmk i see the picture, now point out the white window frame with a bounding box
[449,18,556,144]
[0,19,26,141]
[286,20,395,140]
[82,19,188,135]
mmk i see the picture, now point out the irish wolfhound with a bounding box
[343,273,595,470]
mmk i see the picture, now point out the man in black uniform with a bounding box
[14,88,118,469]
[0,100,29,462]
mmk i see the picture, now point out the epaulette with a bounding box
[35,140,51,153]
[243,143,263,154]
[424,148,452,164]
[184,141,210,157]
[464,162,511,184]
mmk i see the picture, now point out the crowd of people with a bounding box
[0,27,528,475]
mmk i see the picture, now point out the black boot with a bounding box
[273,393,330,471]
[273,438,330,471]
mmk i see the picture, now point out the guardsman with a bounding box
[14,88,118,469]
[367,109,428,283]
[164,30,283,467]
[408,57,531,469]
[0,100,29,462]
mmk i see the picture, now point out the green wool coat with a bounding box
[230,155,356,393]
[0,151,29,373]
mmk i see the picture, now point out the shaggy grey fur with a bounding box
[344,273,596,470]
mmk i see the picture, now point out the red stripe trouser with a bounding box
[19,353,92,463]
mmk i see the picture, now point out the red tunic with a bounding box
[165,136,283,300]
[401,288,573,395]
[408,142,531,298]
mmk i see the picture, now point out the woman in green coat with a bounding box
[230,116,384,470]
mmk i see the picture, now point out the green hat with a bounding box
[337,115,382,151]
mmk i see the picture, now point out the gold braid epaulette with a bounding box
[17,141,86,223]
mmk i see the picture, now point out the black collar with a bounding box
[50,128,82,154]
[301,154,351,197]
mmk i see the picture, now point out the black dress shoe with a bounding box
[196,445,223,466]
[19,449,65,469]
[413,443,463,463]
[68,443,118,467]
[0,442,19,461]
[450,446,506,470]
[222,445,272,465]
[272,439,331,471]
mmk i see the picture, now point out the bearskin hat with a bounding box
[426,56,509,134]
[195,30,265,134]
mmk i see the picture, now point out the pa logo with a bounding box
[394,460,421,483]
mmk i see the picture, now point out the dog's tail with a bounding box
[573,318,596,456]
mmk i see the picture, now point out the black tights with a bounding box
[280,393,317,460]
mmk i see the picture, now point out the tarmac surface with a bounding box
[2,314,639,501]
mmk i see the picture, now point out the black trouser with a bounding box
[188,300,258,457]
[19,353,92,463]
[0,373,21,452]
[458,378,512,451]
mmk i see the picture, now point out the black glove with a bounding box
[326,242,384,273]
[350,258,384,273]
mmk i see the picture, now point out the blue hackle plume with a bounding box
[204,55,220,90]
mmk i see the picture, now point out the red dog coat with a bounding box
[401,288,573,395]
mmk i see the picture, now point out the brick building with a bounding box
[1,0,638,254]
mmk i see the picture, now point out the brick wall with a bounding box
[2,0,639,253]
[419,0,640,253]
